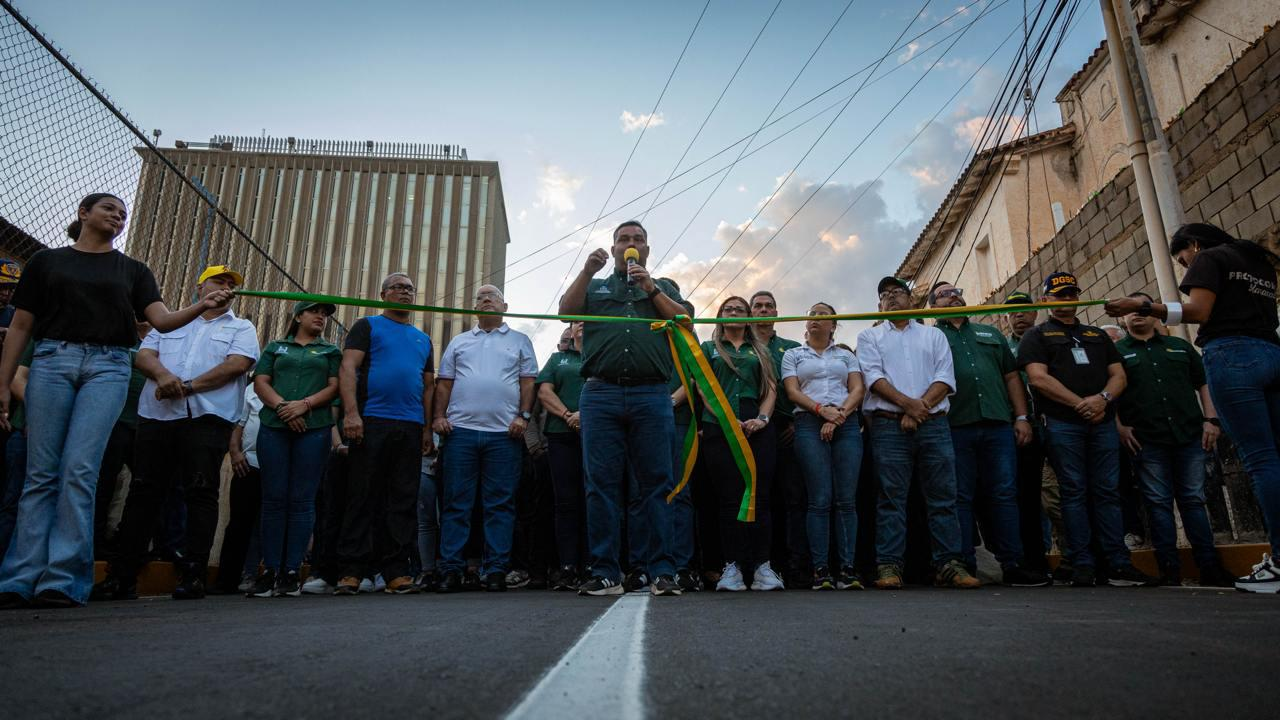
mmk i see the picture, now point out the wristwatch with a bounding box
[646,286,662,300]
[1137,299,1153,317]
[1204,417,1221,427]
[520,411,532,421]
[756,414,770,425]
[181,380,194,395]
[1099,390,1114,403]
[1015,414,1029,422]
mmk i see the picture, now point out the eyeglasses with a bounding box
[385,283,416,294]
[879,288,909,299]
[935,287,964,300]
[721,305,749,316]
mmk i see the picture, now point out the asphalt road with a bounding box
[2,586,1276,719]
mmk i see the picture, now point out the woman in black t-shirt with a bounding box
[0,193,232,610]
[1105,222,1280,593]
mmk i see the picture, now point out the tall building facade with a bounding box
[126,135,509,361]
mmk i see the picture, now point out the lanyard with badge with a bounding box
[1070,334,1089,366]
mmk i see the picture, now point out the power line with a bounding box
[538,0,711,322]
[702,0,999,310]
[1186,10,1250,45]
[640,0,784,221]
[437,0,1009,305]
[649,0,859,271]
[686,0,937,301]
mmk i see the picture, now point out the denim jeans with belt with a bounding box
[792,412,862,570]
[0,340,130,604]
[1132,441,1218,572]
[1042,416,1130,570]
[1202,335,1280,557]
[579,380,676,582]
[438,427,522,576]
[951,421,1024,569]
[869,415,962,568]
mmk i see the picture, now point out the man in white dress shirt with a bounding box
[432,285,538,593]
[856,276,978,590]
[94,265,259,601]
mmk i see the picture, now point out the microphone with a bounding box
[624,247,640,286]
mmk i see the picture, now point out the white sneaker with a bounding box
[1124,533,1144,550]
[715,562,747,592]
[358,577,375,593]
[750,561,786,591]
[373,574,386,593]
[301,576,334,595]
[1235,554,1280,594]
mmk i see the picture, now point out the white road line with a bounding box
[505,593,650,720]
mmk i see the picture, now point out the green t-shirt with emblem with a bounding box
[580,271,684,382]
[764,333,801,418]
[536,349,585,434]
[253,336,341,430]
[939,319,1017,427]
[1115,333,1207,446]
[700,339,764,425]
[9,341,34,432]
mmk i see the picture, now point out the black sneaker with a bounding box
[650,575,682,596]
[1108,565,1160,587]
[1070,565,1096,587]
[675,568,703,592]
[436,571,464,594]
[578,575,624,596]
[623,569,649,593]
[275,570,302,597]
[484,572,507,592]
[1158,567,1183,587]
[33,589,80,609]
[552,565,579,591]
[461,568,482,592]
[414,571,438,592]
[247,569,277,598]
[90,576,137,602]
[1002,565,1052,587]
[1051,564,1074,585]
[1197,563,1235,588]
[0,591,29,610]
[811,566,834,591]
[836,566,863,591]
[172,563,207,600]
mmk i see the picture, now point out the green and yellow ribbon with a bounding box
[237,288,1106,522]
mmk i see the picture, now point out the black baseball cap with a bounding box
[877,276,910,295]
[1004,291,1033,305]
[1043,271,1081,297]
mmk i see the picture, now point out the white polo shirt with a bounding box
[438,323,538,433]
[781,342,861,412]
[236,385,264,468]
[856,320,955,415]
[138,309,259,423]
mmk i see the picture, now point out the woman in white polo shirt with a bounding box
[781,302,865,591]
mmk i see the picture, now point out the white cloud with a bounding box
[898,42,921,64]
[620,110,666,133]
[533,165,583,219]
[652,178,921,345]
[736,184,747,193]
[516,209,528,224]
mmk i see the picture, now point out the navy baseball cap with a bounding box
[1043,271,1081,297]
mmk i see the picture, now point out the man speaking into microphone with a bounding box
[559,220,687,597]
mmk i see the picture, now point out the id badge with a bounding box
[1071,347,1089,365]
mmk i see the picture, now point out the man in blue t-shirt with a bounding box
[336,273,435,595]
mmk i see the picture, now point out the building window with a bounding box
[455,176,472,307]
[418,175,435,308]
[475,177,489,287]
[402,174,417,272]
[339,171,362,298]
[379,173,399,281]
[436,175,454,306]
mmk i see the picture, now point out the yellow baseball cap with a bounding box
[197,265,244,285]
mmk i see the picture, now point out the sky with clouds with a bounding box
[14,0,1105,358]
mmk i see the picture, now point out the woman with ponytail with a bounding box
[0,193,231,609]
[1105,222,1280,593]
[699,296,782,592]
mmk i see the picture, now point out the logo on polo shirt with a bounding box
[594,285,611,294]
[559,357,570,365]
[1082,330,1101,337]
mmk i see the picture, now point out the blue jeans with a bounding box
[417,457,439,574]
[256,425,330,572]
[869,416,962,567]
[670,422,696,571]
[0,340,130,604]
[580,380,675,582]
[438,428,522,576]
[1203,336,1280,556]
[1042,416,1130,569]
[951,422,1024,569]
[793,412,862,569]
[1132,441,1218,572]
[0,430,27,561]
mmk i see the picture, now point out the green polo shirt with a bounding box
[764,332,801,418]
[700,339,764,425]
[939,319,1017,427]
[115,349,146,429]
[253,336,341,430]
[536,349,585,434]
[1115,333,1207,446]
[581,271,683,383]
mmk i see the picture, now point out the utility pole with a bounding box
[1099,0,1186,338]
[1112,0,1187,236]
